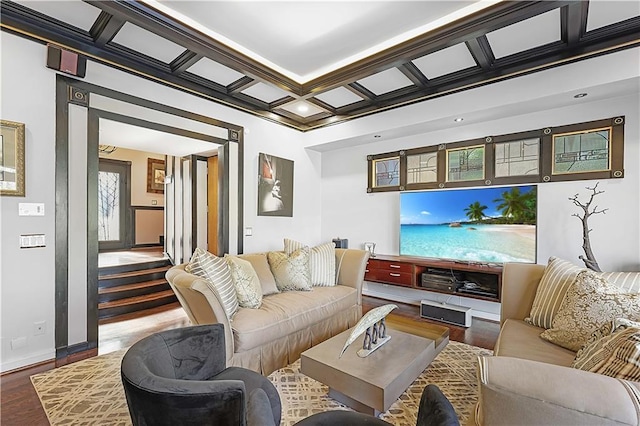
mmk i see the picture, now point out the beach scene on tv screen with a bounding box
[400,185,537,263]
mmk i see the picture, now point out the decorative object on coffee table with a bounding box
[569,182,608,271]
[340,304,397,358]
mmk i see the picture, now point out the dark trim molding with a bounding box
[53,74,244,360]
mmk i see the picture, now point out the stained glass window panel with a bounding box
[407,152,437,184]
[495,138,540,177]
[373,157,400,187]
[553,128,610,174]
[447,146,484,182]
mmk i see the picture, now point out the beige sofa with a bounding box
[474,263,640,426]
[166,248,369,376]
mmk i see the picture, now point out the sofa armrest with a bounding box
[476,356,640,426]
[500,263,546,326]
[335,249,370,303]
[166,265,235,363]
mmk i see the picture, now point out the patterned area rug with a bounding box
[31,341,491,425]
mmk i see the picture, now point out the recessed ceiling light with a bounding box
[297,103,309,113]
[574,93,588,98]
[454,117,464,122]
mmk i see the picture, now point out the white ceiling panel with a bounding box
[413,43,477,79]
[314,87,364,108]
[90,94,229,140]
[154,0,483,82]
[13,0,102,32]
[99,119,220,157]
[486,9,561,59]
[279,101,327,118]
[241,82,289,103]
[587,1,640,32]
[187,57,245,86]
[357,68,413,95]
[112,22,186,64]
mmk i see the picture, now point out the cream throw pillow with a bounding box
[225,255,263,309]
[540,270,640,351]
[237,253,280,295]
[186,248,239,320]
[284,238,336,286]
[268,247,312,291]
[525,257,584,329]
[572,318,640,381]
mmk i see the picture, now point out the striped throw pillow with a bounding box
[599,272,640,293]
[525,257,584,329]
[573,318,640,381]
[284,238,336,287]
[186,247,239,320]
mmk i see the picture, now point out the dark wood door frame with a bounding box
[55,74,244,360]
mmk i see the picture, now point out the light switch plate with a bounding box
[20,234,46,248]
[18,203,45,216]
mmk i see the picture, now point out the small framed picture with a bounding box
[0,120,26,197]
[364,242,376,257]
[147,158,165,194]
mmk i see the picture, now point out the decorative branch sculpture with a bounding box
[569,182,608,272]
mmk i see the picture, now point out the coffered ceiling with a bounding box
[1,1,639,131]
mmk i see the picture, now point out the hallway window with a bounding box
[98,170,120,241]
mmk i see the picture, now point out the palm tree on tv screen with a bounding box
[493,187,537,224]
[464,201,488,222]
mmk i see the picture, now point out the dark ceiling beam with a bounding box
[466,36,495,70]
[397,63,430,88]
[83,0,304,96]
[346,82,377,101]
[302,1,573,95]
[561,2,588,46]
[228,76,257,94]
[306,97,337,115]
[170,50,203,74]
[90,11,125,46]
[269,96,296,109]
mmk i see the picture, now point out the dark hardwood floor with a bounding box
[0,296,499,425]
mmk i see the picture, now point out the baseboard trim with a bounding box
[0,350,55,374]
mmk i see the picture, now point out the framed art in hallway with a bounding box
[0,120,26,196]
[258,153,293,217]
[147,158,165,194]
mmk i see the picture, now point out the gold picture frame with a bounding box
[1,120,26,196]
[147,158,165,194]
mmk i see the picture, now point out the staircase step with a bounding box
[98,301,183,325]
[99,265,171,280]
[99,278,168,295]
[99,258,172,276]
[98,289,176,310]
[99,266,172,288]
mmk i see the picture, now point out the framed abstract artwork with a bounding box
[258,153,293,217]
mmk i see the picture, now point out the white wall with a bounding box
[0,32,321,371]
[0,32,57,371]
[320,94,640,272]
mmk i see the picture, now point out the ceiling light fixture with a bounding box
[574,93,588,98]
[297,103,309,113]
[454,117,464,122]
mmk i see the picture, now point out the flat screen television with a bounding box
[400,185,537,264]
